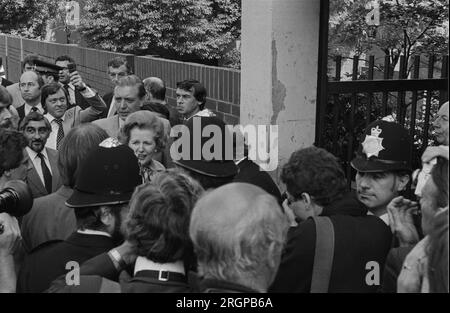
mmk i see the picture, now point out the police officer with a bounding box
[351,120,413,225]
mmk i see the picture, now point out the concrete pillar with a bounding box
[241,0,321,182]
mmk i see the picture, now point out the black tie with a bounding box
[31,107,38,112]
[37,152,52,194]
[64,84,74,107]
[55,119,65,150]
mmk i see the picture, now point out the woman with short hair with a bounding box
[119,110,167,183]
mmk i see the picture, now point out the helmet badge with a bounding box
[362,126,385,158]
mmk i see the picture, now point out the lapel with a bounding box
[46,147,60,192]
[24,150,47,196]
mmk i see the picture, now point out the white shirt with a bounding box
[367,211,390,226]
[26,147,53,186]
[24,103,44,116]
[77,229,111,237]
[45,112,66,150]
[107,98,116,118]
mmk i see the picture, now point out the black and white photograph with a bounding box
[0,0,448,301]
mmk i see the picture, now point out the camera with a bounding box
[67,63,76,73]
[0,180,33,218]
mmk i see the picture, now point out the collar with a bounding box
[235,156,248,165]
[368,211,390,226]
[119,116,125,129]
[77,229,112,237]
[134,256,185,276]
[45,112,66,123]
[65,231,116,249]
[26,146,49,161]
[25,102,43,113]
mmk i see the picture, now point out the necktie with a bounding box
[37,152,52,194]
[31,107,38,112]
[64,84,74,107]
[55,119,65,150]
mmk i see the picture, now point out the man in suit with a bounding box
[102,57,132,118]
[42,82,105,150]
[94,75,144,137]
[16,71,45,125]
[55,55,102,110]
[17,144,142,293]
[20,124,109,253]
[6,54,40,108]
[19,111,61,199]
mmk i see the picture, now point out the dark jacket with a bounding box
[233,157,282,204]
[17,232,115,293]
[269,193,393,293]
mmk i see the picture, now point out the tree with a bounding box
[329,0,449,75]
[80,0,241,65]
[0,0,59,39]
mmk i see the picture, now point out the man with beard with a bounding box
[17,144,142,293]
[20,111,61,198]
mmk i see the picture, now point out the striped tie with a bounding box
[55,118,64,150]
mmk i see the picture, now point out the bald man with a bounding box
[16,71,45,125]
[189,183,289,293]
[143,76,181,126]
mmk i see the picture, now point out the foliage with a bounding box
[80,0,241,65]
[329,0,449,73]
[0,0,59,39]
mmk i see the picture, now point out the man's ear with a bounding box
[99,206,114,227]
[301,193,312,206]
[396,174,410,192]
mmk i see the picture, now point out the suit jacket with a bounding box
[21,185,77,252]
[60,93,106,136]
[17,232,115,293]
[1,77,13,87]
[6,82,23,108]
[72,87,98,110]
[233,157,282,204]
[101,91,114,119]
[17,104,46,127]
[93,115,120,137]
[24,147,62,199]
[269,193,393,293]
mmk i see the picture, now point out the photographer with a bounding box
[0,128,28,292]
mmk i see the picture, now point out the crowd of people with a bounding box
[0,53,448,293]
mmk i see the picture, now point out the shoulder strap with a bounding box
[310,216,335,293]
